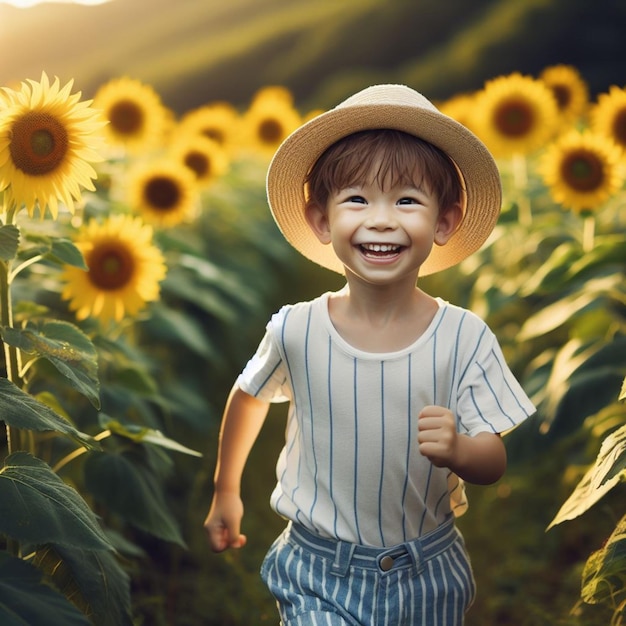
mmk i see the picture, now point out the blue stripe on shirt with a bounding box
[401,354,412,542]
[378,361,386,545]
[353,357,362,543]
[304,307,319,525]
[327,336,339,536]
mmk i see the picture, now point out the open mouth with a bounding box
[359,243,404,258]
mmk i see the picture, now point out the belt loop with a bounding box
[406,539,425,577]
[330,540,355,577]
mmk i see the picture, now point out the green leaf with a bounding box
[148,304,218,359]
[547,368,625,441]
[162,271,239,321]
[0,552,91,626]
[518,275,621,340]
[0,225,20,262]
[47,238,87,269]
[581,514,626,607]
[565,235,626,282]
[539,337,626,440]
[518,241,580,296]
[104,418,202,457]
[84,451,186,547]
[0,378,97,449]
[109,365,158,395]
[548,424,626,529]
[0,321,100,408]
[32,545,133,626]
[620,376,626,402]
[598,424,626,485]
[533,339,594,421]
[0,452,113,551]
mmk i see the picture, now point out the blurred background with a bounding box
[1,1,626,625]
[2,0,626,111]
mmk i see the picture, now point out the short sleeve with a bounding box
[236,324,291,403]
[456,331,535,436]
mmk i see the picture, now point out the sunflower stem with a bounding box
[0,261,22,450]
[0,203,24,458]
[1,208,27,559]
[52,429,111,474]
[582,214,596,252]
[9,255,44,282]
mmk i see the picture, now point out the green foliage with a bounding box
[2,321,101,408]
[0,452,111,550]
[549,421,626,529]
[0,152,313,623]
[0,378,96,448]
[0,552,92,626]
[455,164,626,622]
[581,514,626,617]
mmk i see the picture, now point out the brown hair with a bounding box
[305,129,464,214]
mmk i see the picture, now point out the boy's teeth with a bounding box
[362,244,399,252]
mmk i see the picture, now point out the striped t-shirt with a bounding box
[237,292,535,547]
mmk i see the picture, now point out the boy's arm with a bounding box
[204,384,271,552]
[417,405,506,485]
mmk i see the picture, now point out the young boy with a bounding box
[204,84,535,625]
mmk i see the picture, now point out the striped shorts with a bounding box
[260,517,476,625]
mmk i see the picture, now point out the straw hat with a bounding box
[266,84,502,276]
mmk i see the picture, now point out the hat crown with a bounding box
[337,84,438,113]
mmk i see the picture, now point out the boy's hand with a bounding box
[417,405,459,469]
[204,492,247,552]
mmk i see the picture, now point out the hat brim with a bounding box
[266,91,502,276]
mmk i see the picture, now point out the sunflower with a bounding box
[127,158,199,227]
[93,77,170,154]
[539,65,589,125]
[0,72,105,219]
[170,134,229,188]
[61,214,166,324]
[178,102,240,155]
[239,86,302,159]
[472,73,559,158]
[589,86,626,158]
[437,92,480,133]
[538,130,623,213]
[0,86,12,108]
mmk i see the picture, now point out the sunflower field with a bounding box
[0,66,625,625]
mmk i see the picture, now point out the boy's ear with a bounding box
[305,202,332,245]
[434,202,464,246]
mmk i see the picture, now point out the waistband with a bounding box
[286,517,458,577]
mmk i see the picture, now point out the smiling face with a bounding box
[307,178,460,286]
[304,130,464,285]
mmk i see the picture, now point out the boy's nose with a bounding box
[366,204,397,229]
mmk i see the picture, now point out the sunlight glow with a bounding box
[1,0,111,6]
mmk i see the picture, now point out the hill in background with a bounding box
[1,0,624,114]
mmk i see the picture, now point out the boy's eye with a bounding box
[347,195,366,204]
[398,197,418,205]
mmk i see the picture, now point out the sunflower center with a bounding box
[88,243,135,290]
[185,151,210,178]
[144,176,181,211]
[551,85,571,111]
[258,118,283,144]
[612,109,626,148]
[203,128,224,145]
[561,149,604,191]
[9,111,69,176]
[109,99,144,135]
[494,99,534,137]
